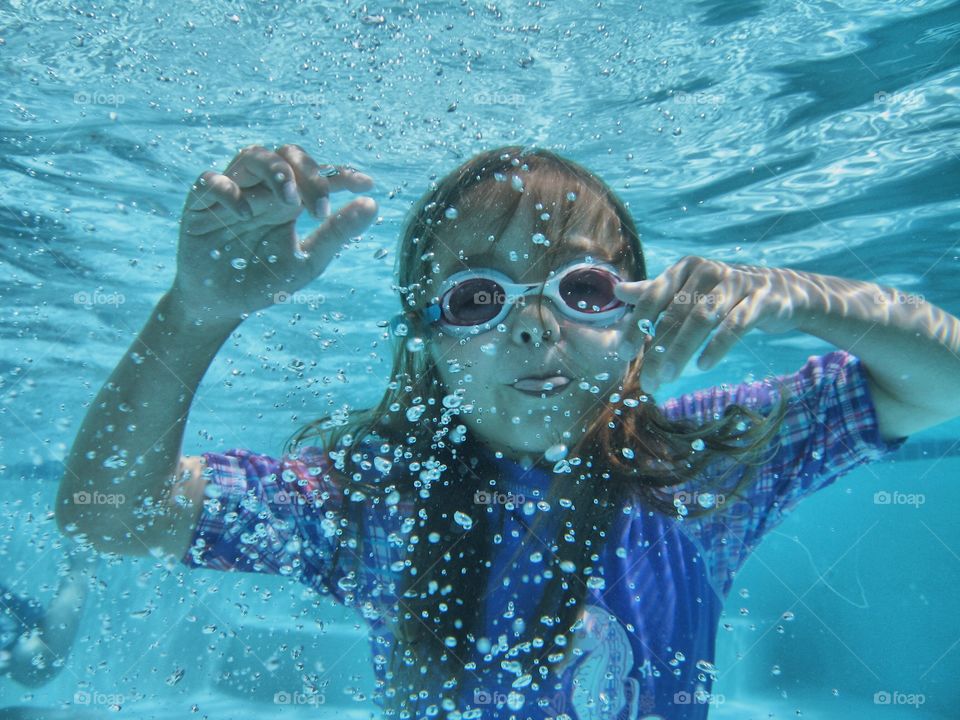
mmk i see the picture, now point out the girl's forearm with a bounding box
[793,271,960,417]
[56,290,239,548]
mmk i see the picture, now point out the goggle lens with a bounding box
[441,267,623,327]
[444,278,504,326]
[559,267,620,313]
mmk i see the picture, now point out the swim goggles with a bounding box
[416,259,635,336]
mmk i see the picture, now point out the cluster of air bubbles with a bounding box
[696,492,716,509]
[544,444,568,462]
[453,511,474,530]
[696,659,719,681]
[405,405,426,422]
[531,233,548,246]
[442,393,463,409]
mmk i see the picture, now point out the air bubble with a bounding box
[544,444,568,462]
[230,258,247,270]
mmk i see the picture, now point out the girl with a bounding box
[56,145,960,719]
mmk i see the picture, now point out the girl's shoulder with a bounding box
[287,432,415,496]
[655,350,861,426]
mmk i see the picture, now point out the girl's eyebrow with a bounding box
[461,235,619,267]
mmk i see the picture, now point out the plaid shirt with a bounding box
[182,350,907,718]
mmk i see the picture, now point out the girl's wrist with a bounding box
[161,285,242,336]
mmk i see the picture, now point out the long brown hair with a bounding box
[285,146,790,715]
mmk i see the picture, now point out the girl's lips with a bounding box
[512,376,571,395]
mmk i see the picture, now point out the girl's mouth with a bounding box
[511,376,571,397]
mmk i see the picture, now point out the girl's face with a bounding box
[425,193,647,465]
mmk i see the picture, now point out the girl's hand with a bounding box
[613,256,806,390]
[171,144,377,326]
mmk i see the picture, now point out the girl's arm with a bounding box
[791,275,960,440]
[613,257,960,440]
[56,144,377,558]
[55,290,239,558]
[7,548,93,687]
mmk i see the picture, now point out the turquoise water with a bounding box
[1,0,959,717]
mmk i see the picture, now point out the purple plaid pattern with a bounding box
[182,350,907,600]
[660,350,908,597]
[180,350,907,716]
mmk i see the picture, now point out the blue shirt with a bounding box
[182,350,908,718]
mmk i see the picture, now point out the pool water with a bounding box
[1,0,959,717]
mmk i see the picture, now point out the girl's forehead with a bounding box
[429,206,626,278]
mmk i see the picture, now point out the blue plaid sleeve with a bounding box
[659,350,909,599]
[179,443,409,612]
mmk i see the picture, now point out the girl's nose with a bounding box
[509,296,562,345]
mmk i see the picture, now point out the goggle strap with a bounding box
[423,305,441,323]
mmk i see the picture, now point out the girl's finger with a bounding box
[646,288,732,384]
[296,196,379,276]
[223,145,299,206]
[183,185,296,235]
[276,144,331,219]
[325,165,375,194]
[615,278,674,353]
[185,172,247,215]
[697,293,757,370]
